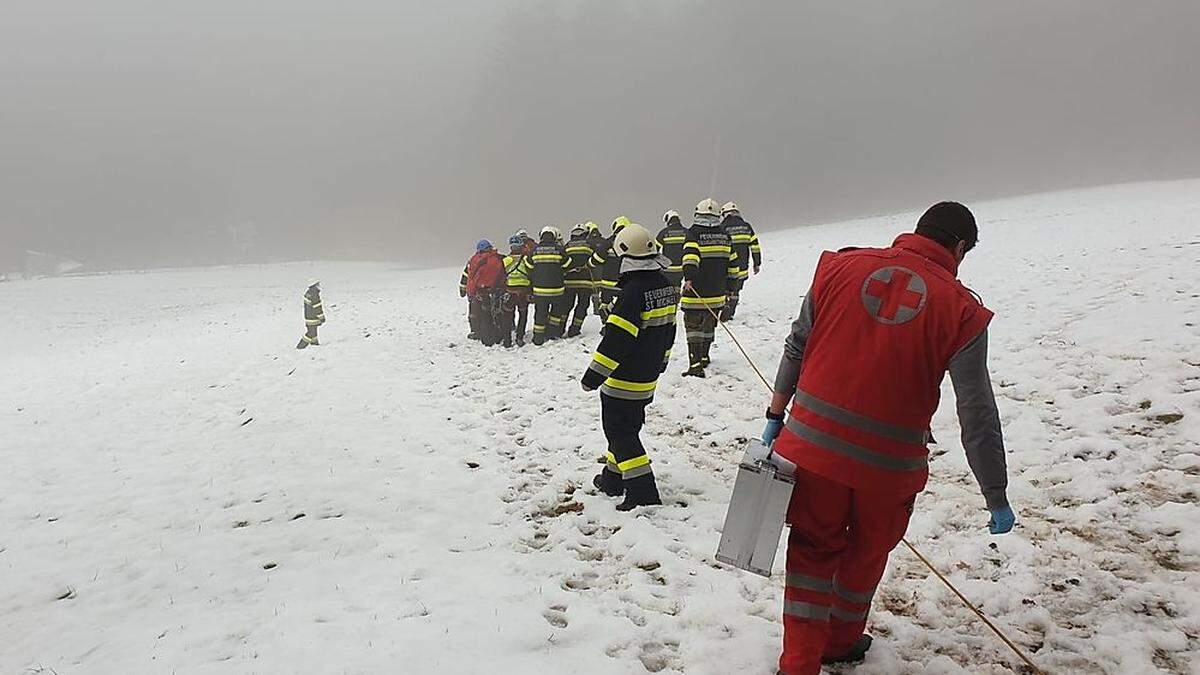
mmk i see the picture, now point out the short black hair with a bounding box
[915,201,978,251]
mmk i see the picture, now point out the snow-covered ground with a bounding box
[3,180,1199,675]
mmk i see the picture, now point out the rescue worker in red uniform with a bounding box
[761,202,1013,674]
[463,239,507,346]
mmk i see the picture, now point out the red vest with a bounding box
[773,234,993,496]
[466,250,505,295]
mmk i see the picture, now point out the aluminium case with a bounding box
[715,439,796,577]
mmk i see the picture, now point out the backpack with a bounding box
[466,251,505,294]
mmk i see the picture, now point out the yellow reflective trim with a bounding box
[640,306,676,321]
[616,454,650,473]
[683,241,700,250]
[607,314,639,337]
[533,286,565,296]
[603,377,657,392]
[698,245,731,254]
[532,254,563,262]
[682,254,701,264]
[592,352,619,371]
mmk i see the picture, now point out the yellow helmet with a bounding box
[694,198,720,217]
[584,221,599,234]
[611,215,631,235]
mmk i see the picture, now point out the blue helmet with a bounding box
[476,239,493,252]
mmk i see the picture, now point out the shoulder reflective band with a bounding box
[607,314,639,337]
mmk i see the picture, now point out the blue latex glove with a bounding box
[762,418,784,446]
[988,505,1015,535]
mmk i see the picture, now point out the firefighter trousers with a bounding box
[599,394,653,482]
[532,295,567,344]
[721,278,746,321]
[683,309,717,370]
[296,325,319,349]
[779,467,915,675]
[564,288,592,335]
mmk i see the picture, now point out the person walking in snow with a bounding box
[680,198,739,377]
[501,234,532,347]
[296,279,325,349]
[655,209,688,289]
[581,223,679,511]
[761,201,1013,674]
[563,224,597,337]
[719,201,762,322]
[519,226,572,345]
[463,239,507,346]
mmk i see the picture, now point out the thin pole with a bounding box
[689,285,1045,674]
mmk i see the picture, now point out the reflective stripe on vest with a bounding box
[794,390,926,445]
[784,415,928,472]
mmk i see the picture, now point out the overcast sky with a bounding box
[2,0,1198,269]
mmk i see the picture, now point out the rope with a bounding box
[686,286,1045,674]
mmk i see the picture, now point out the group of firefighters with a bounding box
[457,198,762,377]
[300,198,1015,675]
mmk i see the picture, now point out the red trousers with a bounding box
[779,467,916,675]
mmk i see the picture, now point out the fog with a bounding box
[3,0,1198,271]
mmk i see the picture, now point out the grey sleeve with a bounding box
[947,329,1009,510]
[772,292,815,398]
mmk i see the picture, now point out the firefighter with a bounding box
[720,201,762,321]
[581,223,679,511]
[590,216,631,320]
[501,234,532,347]
[563,224,596,337]
[584,221,606,315]
[680,198,739,377]
[656,209,688,288]
[296,278,325,349]
[463,239,507,346]
[519,226,572,345]
[761,202,1012,674]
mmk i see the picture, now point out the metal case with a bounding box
[715,439,796,577]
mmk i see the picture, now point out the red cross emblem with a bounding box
[861,266,927,324]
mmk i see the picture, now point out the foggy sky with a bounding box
[2,0,1199,270]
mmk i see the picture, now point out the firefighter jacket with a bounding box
[503,253,531,291]
[772,233,997,499]
[656,220,689,276]
[582,263,680,401]
[722,214,762,279]
[590,236,623,293]
[304,287,325,326]
[681,218,739,310]
[519,239,572,298]
[564,235,596,290]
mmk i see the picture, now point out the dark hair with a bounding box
[915,201,978,251]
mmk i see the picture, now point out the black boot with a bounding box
[616,474,661,511]
[296,339,308,350]
[593,470,623,497]
[682,365,706,378]
[566,325,582,338]
[822,635,873,665]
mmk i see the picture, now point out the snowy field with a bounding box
[3,180,1199,675]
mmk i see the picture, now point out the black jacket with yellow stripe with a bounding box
[519,239,572,298]
[656,221,689,275]
[304,287,325,326]
[581,268,680,401]
[722,214,761,280]
[563,235,596,290]
[681,221,739,310]
[590,236,623,293]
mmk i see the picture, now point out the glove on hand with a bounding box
[988,505,1015,535]
[762,418,784,446]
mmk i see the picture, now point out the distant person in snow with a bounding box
[517,229,537,257]
[518,226,572,345]
[296,279,325,349]
[680,198,738,377]
[719,201,762,322]
[584,221,606,315]
[590,216,631,321]
[463,239,507,346]
[581,223,679,511]
[761,201,1012,675]
[501,235,532,347]
[562,224,597,337]
[655,209,688,289]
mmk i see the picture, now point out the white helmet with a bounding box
[539,225,557,240]
[664,210,681,224]
[612,223,658,258]
[695,198,720,217]
[306,278,320,289]
[571,223,586,236]
[721,201,740,216]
